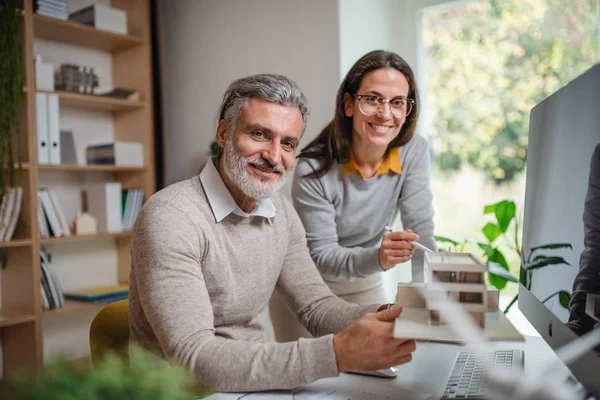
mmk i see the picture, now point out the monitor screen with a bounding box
[520,63,600,390]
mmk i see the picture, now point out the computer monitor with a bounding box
[519,63,600,391]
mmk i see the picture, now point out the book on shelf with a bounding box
[122,188,144,231]
[68,4,128,35]
[86,141,144,166]
[34,0,70,20]
[36,92,61,165]
[60,130,78,164]
[87,182,123,233]
[40,249,65,311]
[0,187,24,242]
[38,201,50,239]
[63,284,128,304]
[96,87,140,101]
[38,187,71,238]
[35,55,54,91]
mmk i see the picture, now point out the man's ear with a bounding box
[343,93,354,118]
[216,120,228,149]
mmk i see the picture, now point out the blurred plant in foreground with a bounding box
[6,345,213,400]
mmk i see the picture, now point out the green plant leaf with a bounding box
[482,223,502,242]
[478,243,494,257]
[434,235,460,246]
[558,290,571,309]
[530,243,573,252]
[488,261,519,282]
[483,201,499,215]
[483,200,516,232]
[526,256,571,270]
[464,237,495,256]
[487,249,510,290]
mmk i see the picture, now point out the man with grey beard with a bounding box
[128,73,416,393]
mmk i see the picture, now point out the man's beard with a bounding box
[222,135,292,200]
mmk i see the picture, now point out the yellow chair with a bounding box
[89,299,130,367]
[89,299,216,398]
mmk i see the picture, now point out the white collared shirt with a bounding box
[199,158,277,223]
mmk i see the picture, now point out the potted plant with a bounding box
[435,199,572,312]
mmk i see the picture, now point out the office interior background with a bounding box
[0,0,598,380]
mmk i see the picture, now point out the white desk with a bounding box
[208,335,574,400]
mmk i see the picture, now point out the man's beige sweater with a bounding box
[128,174,377,392]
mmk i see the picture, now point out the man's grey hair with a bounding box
[217,73,309,135]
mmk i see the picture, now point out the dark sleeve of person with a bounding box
[569,144,600,333]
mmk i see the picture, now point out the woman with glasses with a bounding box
[270,50,436,342]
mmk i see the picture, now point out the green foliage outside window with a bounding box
[423,0,599,183]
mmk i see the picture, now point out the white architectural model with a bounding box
[424,252,488,327]
[393,251,521,343]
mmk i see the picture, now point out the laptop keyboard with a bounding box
[441,349,524,399]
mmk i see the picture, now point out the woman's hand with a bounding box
[378,229,420,269]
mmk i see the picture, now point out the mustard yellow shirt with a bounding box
[343,147,402,179]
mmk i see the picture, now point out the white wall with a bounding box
[338,0,395,78]
[158,0,340,200]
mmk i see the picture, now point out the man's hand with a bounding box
[378,229,420,269]
[332,305,416,372]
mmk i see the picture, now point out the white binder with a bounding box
[35,92,49,164]
[47,93,61,165]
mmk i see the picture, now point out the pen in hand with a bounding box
[384,226,435,253]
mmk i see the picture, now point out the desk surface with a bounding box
[207,335,572,400]
[306,335,571,399]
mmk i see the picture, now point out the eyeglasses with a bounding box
[354,94,415,119]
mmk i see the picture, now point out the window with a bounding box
[419,0,599,303]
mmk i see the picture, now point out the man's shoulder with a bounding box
[144,176,211,217]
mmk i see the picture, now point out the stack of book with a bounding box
[64,284,128,304]
[0,187,24,242]
[33,0,69,20]
[86,142,144,166]
[38,187,71,238]
[68,4,128,35]
[40,249,65,311]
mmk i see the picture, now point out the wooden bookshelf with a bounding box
[33,14,143,52]
[4,162,31,170]
[40,231,131,244]
[0,0,157,379]
[37,90,144,113]
[0,239,33,248]
[43,300,103,318]
[38,164,146,172]
[0,309,36,328]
